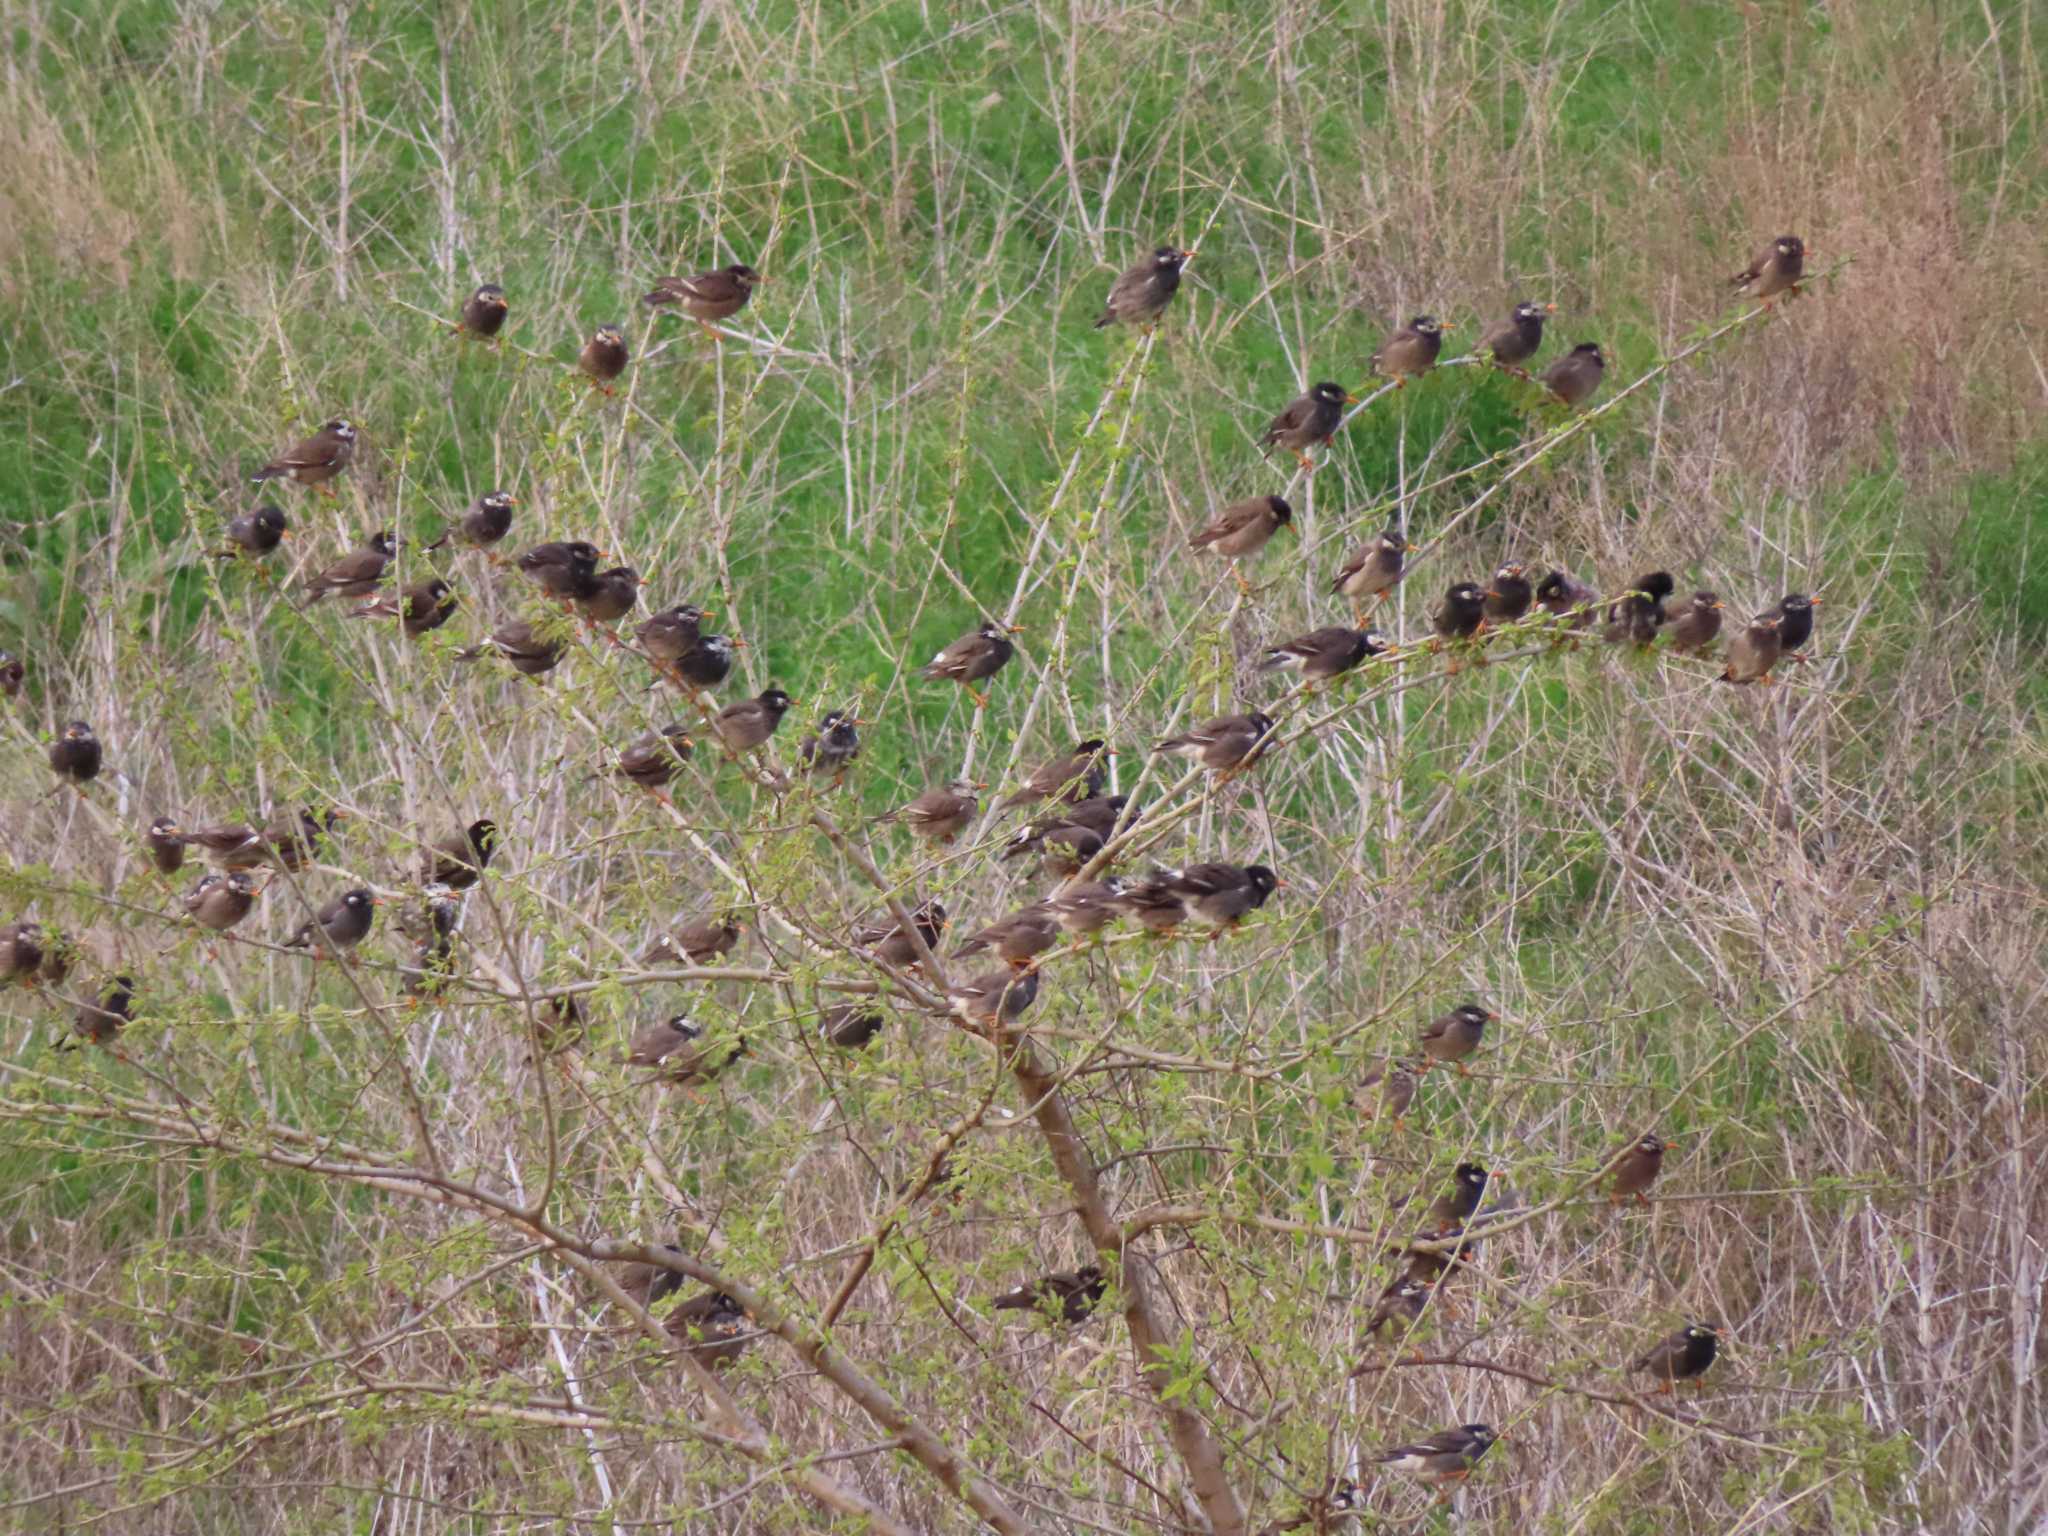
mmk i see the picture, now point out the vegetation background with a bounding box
[2,0,2044,1531]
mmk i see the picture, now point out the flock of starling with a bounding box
[3,227,1813,1511]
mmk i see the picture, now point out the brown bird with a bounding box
[456,619,567,678]
[420,819,498,890]
[1766,592,1820,656]
[608,724,694,799]
[919,620,1018,710]
[352,577,457,639]
[213,504,289,563]
[643,263,763,333]
[1476,300,1553,370]
[1732,235,1805,305]
[947,966,1040,1031]
[1044,877,1128,936]
[1358,1058,1419,1129]
[516,540,603,602]
[854,899,948,967]
[955,904,1062,969]
[1153,712,1277,774]
[1634,1322,1720,1392]
[1259,625,1393,684]
[1610,1132,1674,1205]
[1260,381,1353,470]
[579,324,629,391]
[666,1289,753,1368]
[72,975,135,1047]
[1095,245,1190,330]
[887,779,982,845]
[426,491,516,556]
[1431,582,1490,645]
[1156,861,1280,931]
[182,871,259,934]
[1371,315,1450,384]
[1331,529,1411,621]
[0,650,22,697]
[1536,569,1599,633]
[265,808,342,874]
[49,721,103,787]
[819,1002,886,1049]
[1001,792,1130,867]
[0,922,45,984]
[797,710,863,782]
[1665,592,1725,655]
[1539,342,1605,407]
[283,888,378,955]
[300,530,397,604]
[636,603,710,671]
[991,1264,1105,1323]
[1189,495,1292,571]
[1603,571,1675,648]
[396,892,460,1001]
[576,566,644,627]
[1418,1002,1493,1073]
[617,1244,689,1309]
[252,418,357,490]
[711,688,793,752]
[458,283,509,339]
[626,1015,745,1089]
[1424,1162,1489,1230]
[144,816,187,876]
[34,929,73,988]
[1720,614,1784,684]
[641,915,745,966]
[1001,739,1110,810]
[1362,1275,1433,1339]
[1375,1424,1498,1489]
[1482,563,1533,624]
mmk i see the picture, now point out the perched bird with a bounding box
[36,931,74,988]
[641,915,744,966]
[265,808,341,874]
[1375,1424,1498,1489]
[0,650,22,698]
[1539,341,1605,407]
[284,888,378,956]
[1189,495,1293,574]
[1665,591,1726,655]
[1259,625,1392,683]
[1431,582,1490,645]
[458,283,510,339]
[189,811,310,872]
[956,904,1062,969]
[535,995,587,1055]
[609,724,695,798]
[1095,245,1190,330]
[1157,862,1280,931]
[1536,569,1599,631]
[1002,794,1129,866]
[1767,592,1820,656]
[637,603,709,669]
[517,540,603,602]
[455,619,566,677]
[1603,570,1675,648]
[1479,564,1531,625]
[576,566,644,627]
[251,419,357,490]
[72,975,135,1047]
[1260,381,1354,470]
[947,966,1041,1031]
[626,1016,745,1088]
[992,1264,1106,1322]
[711,688,794,752]
[1720,614,1784,684]
[854,899,948,968]
[352,577,457,639]
[617,1244,689,1309]
[144,816,187,876]
[819,1003,886,1050]
[887,779,982,845]
[183,872,257,934]
[1610,1132,1674,1205]
[1044,877,1129,936]
[1371,315,1451,384]
[1477,300,1553,370]
[673,627,739,690]
[920,621,1017,710]
[1001,739,1110,811]
[666,1289,752,1367]
[1358,1058,1419,1129]
[421,819,499,890]
[1424,1162,1489,1230]
[578,324,629,390]
[1418,1002,1494,1074]
[1331,530,1411,621]
[213,503,289,563]
[1153,711,1277,774]
[426,491,516,555]
[0,922,45,984]
[397,892,459,1001]
[1114,878,1195,934]
[49,721,102,787]
[798,710,862,781]
[643,263,763,331]
[1363,1275,1433,1338]
[1731,234,1805,305]
[300,530,397,604]
[1634,1322,1720,1391]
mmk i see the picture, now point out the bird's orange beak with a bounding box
[1808,598,1824,608]
[1543,303,1557,313]
[1007,623,1026,633]
[1344,394,1362,405]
